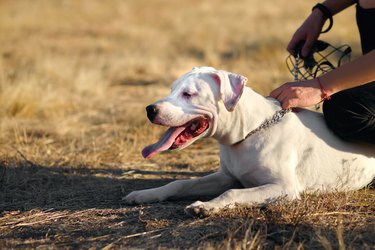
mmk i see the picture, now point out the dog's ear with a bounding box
[212,70,247,111]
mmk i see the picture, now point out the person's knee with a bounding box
[323,89,375,143]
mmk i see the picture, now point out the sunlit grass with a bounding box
[0,0,371,249]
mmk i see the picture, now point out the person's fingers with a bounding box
[271,88,288,109]
[269,83,303,109]
[269,86,283,99]
[279,91,291,109]
[287,35,301,55]
[270,83,294,101]
[281,99,290,109]
[281,98,296,109]
[301,36,315,58]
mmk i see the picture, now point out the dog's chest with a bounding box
[220,143,274,187]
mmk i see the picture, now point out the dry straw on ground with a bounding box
[0,0,373,249]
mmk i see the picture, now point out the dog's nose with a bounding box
[146,105,158,122]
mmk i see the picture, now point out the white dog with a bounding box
[125,66,375,217]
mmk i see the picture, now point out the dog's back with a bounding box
[291,109,375,191]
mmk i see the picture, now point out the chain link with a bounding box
[294,53,300,81]
[233,108,291,145]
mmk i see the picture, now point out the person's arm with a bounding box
[269,50,375,109]
[322,49,375,94]
[321,0,356,15]
[288,0,356,57]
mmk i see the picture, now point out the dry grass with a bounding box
[0,0,373,249]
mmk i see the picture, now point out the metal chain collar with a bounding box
[233,107,291,146]
[232,54,298,146]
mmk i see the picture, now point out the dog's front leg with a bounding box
[124,171,239,204]
[185,183,298,217]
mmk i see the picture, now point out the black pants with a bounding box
[323,82,375,144]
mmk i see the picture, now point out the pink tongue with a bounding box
[142,126,186,158]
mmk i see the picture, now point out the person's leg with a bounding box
[323,82,375,144]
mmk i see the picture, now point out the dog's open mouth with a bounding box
[142,117,210,158]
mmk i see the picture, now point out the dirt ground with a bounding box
[0,0,374,249]
[1,155,374,249]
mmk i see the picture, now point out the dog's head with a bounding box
[142,66,247,158]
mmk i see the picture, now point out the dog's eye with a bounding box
[182,92,193,98]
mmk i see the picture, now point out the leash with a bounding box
[233,40,351,146]
[286,40,351,81]
[287,40,351,110]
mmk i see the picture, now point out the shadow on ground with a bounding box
[0,158,212,212]
[0,159,374,249]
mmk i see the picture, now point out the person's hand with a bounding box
[287,10,326,57]
[269,79,324,109]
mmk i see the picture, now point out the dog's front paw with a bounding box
[184,201,216,218]
[123,189,163,204]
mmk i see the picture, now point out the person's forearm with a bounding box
[321,0,356,15]
[321,50,375,95]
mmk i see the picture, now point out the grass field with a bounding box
[0,0,374,249]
